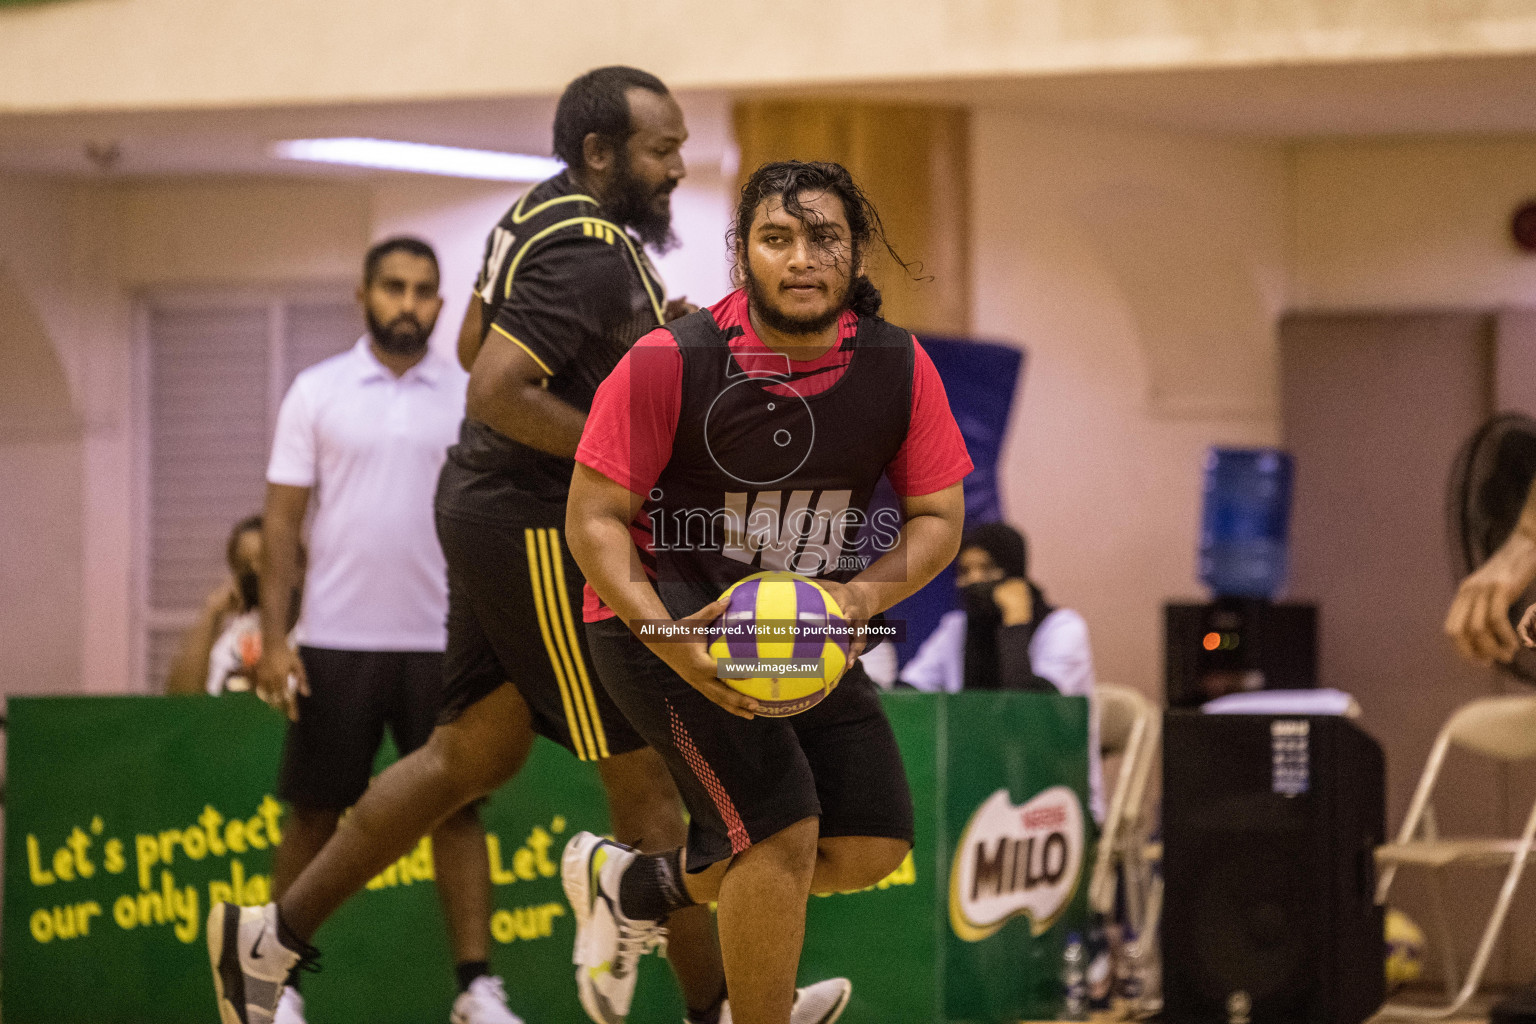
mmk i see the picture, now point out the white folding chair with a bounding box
[1374,694,1536,1020]
[1088,683,1162,934]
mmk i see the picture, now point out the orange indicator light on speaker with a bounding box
[1203,632,1221,651]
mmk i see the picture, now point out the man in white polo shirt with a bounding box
[235,237,518,1024]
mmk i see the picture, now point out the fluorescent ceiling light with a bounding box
[271,137,563,181]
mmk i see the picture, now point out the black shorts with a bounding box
[436,510,646,761]
[586,615,914,872]
[277,647,442,810]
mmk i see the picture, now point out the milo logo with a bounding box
[948,786,1085,941]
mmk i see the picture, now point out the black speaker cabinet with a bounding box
[1161,712,1385,1024]
[1165,600,1318,708]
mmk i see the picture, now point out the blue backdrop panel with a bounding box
[879,337,1024,666]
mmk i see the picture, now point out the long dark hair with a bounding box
[730,160,915,319]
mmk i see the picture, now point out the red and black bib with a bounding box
[649,307,913,618]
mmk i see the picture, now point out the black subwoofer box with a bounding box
[1161,712,1385,1024]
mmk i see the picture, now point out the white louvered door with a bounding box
[139,290,356,690]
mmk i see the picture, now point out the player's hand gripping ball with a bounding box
[707,571,850,717]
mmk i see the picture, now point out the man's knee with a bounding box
[757,817,821,874]
[599,749,688,850]
[423,720,520,799]
[861,837,911,884]
[437,800,483,832]
[611,806,688,852]
[817,836,909,892]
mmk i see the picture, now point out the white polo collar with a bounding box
[350,335,446,387]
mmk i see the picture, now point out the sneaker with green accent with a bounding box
[719,978,853,1024]
[562,831,667,1024]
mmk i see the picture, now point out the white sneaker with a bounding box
[718,978,853,1024]
[273,986,306,1024]
[451,975,523,1024]
[563,831,667,1024]
[207,901,307,1024]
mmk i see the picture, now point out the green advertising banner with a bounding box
[941,693,1094,1022]
[3,692,1089,1023]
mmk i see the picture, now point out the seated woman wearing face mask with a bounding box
[898,522,1103,822]
[165,516,301,696]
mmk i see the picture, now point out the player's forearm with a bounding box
[466,377,586,458]
[1516,477,1536,543]
[1501,481,1536,580]
[1490,507,1536,590]
[567,509,672,627]
[849,508,964,616]
[260,523,303,647]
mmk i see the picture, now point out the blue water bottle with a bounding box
[1199,447,1294,599]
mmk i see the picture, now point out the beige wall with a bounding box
[969,124,1536,702]
[0,177,83,695]
[1293,135,1536,309]
[0,437,82,693]
[116,180,370,288]
[971,112,1285,695]
[8,0,1536,113]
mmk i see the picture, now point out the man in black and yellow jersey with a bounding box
[209,66,846,1024]
[430,66,727,1024]
[437,69,679,770]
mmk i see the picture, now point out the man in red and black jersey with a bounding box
[208,67,755,1024]
[564,161,972,1024]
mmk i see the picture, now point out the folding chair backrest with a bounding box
[1098,683,1151,758]
[1376,692,1536,1018]
[1089,683,1158,915]
[1445,695,1536,762]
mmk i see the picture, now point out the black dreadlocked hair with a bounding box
[730,160,917,320]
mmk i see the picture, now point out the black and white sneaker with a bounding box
[273,985,306,1024]
[207,902,312,1024]
[563,831,667,1024]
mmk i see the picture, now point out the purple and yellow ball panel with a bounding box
[723,578,760,660]
[792,580,825,660]
[709,571,850,717]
